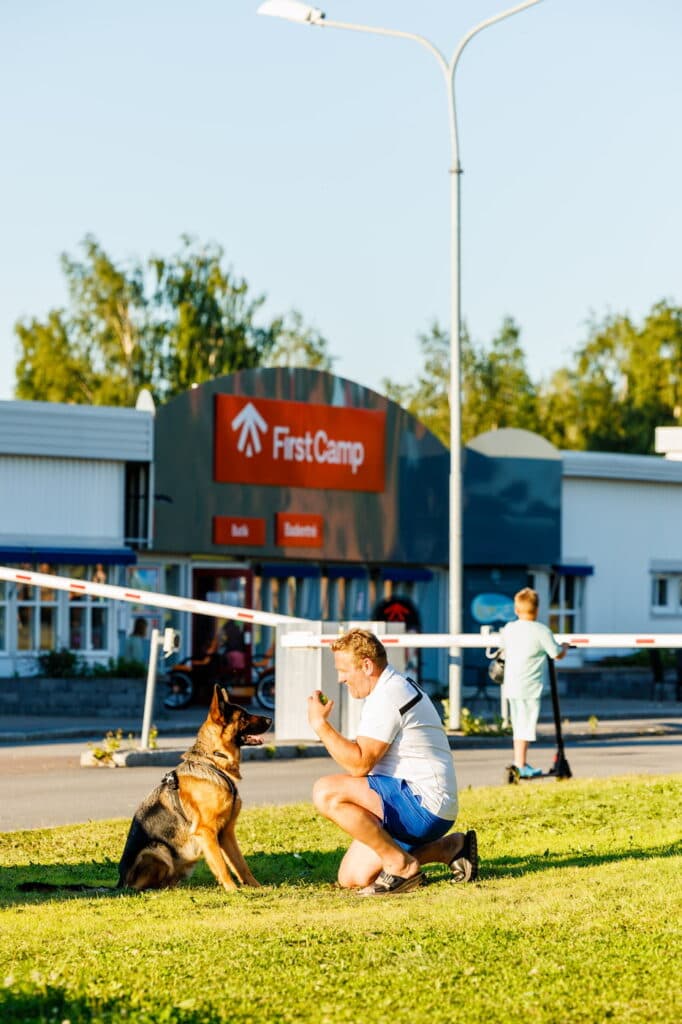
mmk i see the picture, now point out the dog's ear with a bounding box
[209,684,223,721]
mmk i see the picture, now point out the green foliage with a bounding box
[382,321,451,445]
[88,729,125,763]
[385,299,682,453]
[383,317,539,446]
[87,725,157,761]
[91,656,147,679]
[37,648,85,678]
[261,309,335,373]
[460,706,512,736]
[37,651,147,679]
[14,235,333,406]
[1,778,681,1023]
[463,316,540,440]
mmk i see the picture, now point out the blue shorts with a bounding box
[367,775,454,851]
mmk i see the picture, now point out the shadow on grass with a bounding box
[0,847,346,906]
[0,986,216,1024]
[4,838,681,905]
[473,837,682,881]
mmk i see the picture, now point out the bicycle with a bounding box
[163,651,275,712]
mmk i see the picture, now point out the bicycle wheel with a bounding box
[163,671,194,710]
[255,671,275,711]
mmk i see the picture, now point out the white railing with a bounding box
[281,630,682,649]
[0,565,301,628]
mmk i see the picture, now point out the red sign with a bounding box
[214,395,385,492]
[275,513,324,548]
[213,516,266,547]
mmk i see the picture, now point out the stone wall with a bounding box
[0,676,169,718]
[561,666,678,701]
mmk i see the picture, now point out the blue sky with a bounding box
[1,0,681,404]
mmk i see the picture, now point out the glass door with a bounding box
[192,568,254,664]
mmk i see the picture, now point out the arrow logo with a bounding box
[231,402,268,457]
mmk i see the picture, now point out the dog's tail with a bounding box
[17,881,120,894]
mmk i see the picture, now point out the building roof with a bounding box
[0,400,153,461]
[562,449,682,483]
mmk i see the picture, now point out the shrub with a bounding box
[37,648,85,678]
[37,650,147,679]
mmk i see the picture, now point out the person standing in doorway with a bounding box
[124,617,149,665]
[502,588,569,778]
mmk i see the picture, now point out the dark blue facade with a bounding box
[463,449,562,566]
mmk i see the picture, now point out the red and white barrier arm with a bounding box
[0,565,301,629]
[281,631,682,650]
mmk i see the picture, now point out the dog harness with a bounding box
[161,759,238,820]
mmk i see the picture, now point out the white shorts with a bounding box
[508,698,540,741]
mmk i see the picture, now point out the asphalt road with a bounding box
[1,734,681,831]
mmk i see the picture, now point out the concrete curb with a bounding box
[79,743,333,768]
[75,719,682,768]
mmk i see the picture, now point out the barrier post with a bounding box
[140,628,162,750]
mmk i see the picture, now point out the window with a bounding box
[66,564,110,652]
[549,573,583,634]
[651,573,682,614]
[125,462,151,548]
[16,563,58,652]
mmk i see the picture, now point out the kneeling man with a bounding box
[307,628,477,896]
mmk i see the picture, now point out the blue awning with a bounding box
[325,565,369,580]
[380,567,434,583]
[258,563,321,579]
[553,564,594,577]
[0,546,137,566]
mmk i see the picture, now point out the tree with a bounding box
[261,310,334,371]
[537,303,682,454]
[464,317,540,438]
[14,235,333,405]
[15,310,96,404]
[383,316,539,447]
[151,236,279,399]
[382,322,451,445]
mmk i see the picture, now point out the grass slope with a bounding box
[1,775,680,1024]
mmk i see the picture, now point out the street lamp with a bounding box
[258,0,544,727]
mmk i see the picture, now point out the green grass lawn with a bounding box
[1,774,681,1024]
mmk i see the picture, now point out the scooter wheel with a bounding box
[505,764,520,785]
[163,672,194,711]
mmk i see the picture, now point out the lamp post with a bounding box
[258,0,544,727]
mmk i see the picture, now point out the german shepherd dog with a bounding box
[19,686,271,895]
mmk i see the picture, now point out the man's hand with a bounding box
[556,643,571,661]
[307,689,335,732]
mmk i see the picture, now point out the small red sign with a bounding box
[213,516,266,547]
[275,513,324,548]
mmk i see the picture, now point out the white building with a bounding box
[561,449,682,651]
[0,400,154,676]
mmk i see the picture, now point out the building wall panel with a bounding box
[562,476,682,634]
[0,456,124,545]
